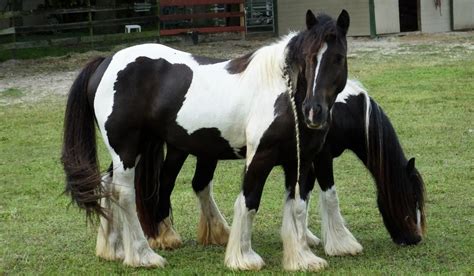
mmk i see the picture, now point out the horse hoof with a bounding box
[123,249,167,268]
[149,234,182,250]
[197,219,230,246]
[283,248,328,272]
[324,236,363,256]
[225,250,265,271]
[149,218,183,250]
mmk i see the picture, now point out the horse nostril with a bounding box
[313,104,322,115]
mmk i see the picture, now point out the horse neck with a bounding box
[365,100,409,195]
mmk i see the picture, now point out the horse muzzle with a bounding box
[303,104,328,129]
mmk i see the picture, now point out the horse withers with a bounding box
[61,10,350,271]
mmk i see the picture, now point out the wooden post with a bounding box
[240,1,245,40]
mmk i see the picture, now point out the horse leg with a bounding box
[148,145,188,250]
[224,150,275,271]
[313,150,363,256]
[281,162,327,271]
[303,167,321,247]
[96,165,124,261]
[193,157,230,246]
[101,130,166,267]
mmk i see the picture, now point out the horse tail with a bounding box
[135,138,165,238]
[61,57,106,220]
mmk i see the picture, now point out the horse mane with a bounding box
[366,97,426,235]
[226,33,297,91]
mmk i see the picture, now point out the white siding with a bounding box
[419,0,451,33]
[374,0,400,34]
[277,0,370,36]
[452,0,474,30]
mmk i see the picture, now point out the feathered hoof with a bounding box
[149,218,183,250]
[96,230,124,261]
[225,250,265,271]
[197,218,230,246]
[96,247,124,261]
[123,249,167,268]
[283,248,328,272]
[149,235,182,250]
[325,237,363,256]
[306,229,321,247]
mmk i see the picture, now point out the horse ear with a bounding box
[406,158,416,175]
[306,10,318,30]
[337,9,350,35]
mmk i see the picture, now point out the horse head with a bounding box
[288,10,350,129]
[377,157,426,245]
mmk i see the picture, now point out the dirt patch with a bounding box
[0,31,472,106]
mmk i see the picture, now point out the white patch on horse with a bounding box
[416,207,422,234]
[225,193,264,270]
[320,186,362,256]
[304,194,321,247]
[281,196,327,271]
[312,43,328,96]
[96,173,124,261]
[175,34,294,164]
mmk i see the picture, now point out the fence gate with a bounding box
[245,0,275,33]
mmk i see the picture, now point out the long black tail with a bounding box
[61,57,106,220]
[135,138,165,238]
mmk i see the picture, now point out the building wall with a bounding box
[452,0,474,30]
[419,0,451,33]
[374,0,400,34]
[277,0,370,36]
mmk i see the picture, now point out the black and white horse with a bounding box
[62,10,350,271]
[138,80,426,258]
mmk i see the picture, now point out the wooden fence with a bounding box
[0,1,246,50]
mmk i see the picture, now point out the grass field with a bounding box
[1,33,473,274]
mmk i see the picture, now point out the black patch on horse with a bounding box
[106,57,194,169]
[225,52,255,74]
[191,55,226,65]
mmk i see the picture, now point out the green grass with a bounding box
[1,38,473,274]
[0,88,24,98]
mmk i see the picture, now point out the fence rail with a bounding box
[0,1,249,52]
